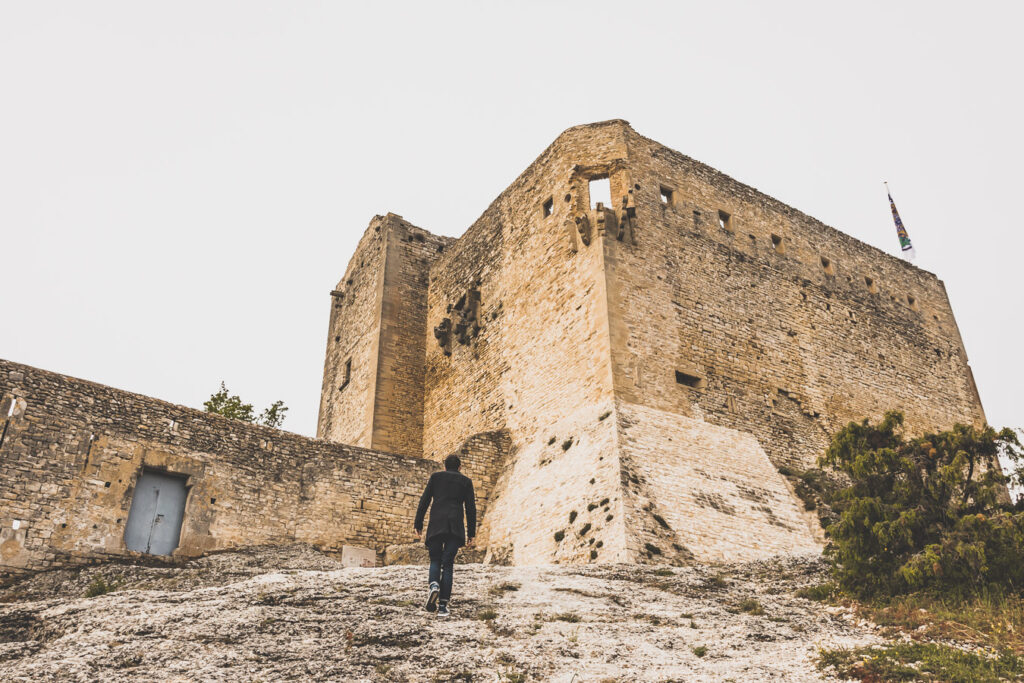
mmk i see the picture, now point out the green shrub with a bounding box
[821,411,1023,598]
[84,576,116,598]
[692,645,707,657]
[553,530,565,542]
[568,510,577,523]
[738,598,764,615]
[579,523,592,536]
[818,641,1024,682]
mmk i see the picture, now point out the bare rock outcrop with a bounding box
[0,546,877,681]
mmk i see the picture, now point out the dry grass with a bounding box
[850,592,1024,655]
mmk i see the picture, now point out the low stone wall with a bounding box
[0,359,447,582]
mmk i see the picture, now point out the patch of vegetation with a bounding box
[579,523,592,536]
[598,410,611,421]
[855,590,1024,655]
[821,411,1024,598]
[643,542,661,555]
[590,549,598,560]
[599,497,609,506]
[605,514,613,522]
[703,574,728,589]
[738,598,765,615]
[84,575,117,598]
[502,670,526,683]
[204,382,287,428]
[817,641,1024,682]
[651,513,671,530]
[568,510,578,523]
[795,582,837,602]
[587,502,598,511]
[561,438,573,451]
[432,671,474,683]
[548,436,556,445]
[553,612,581,623]
[595,540,603,548]
[653,567,673,576]
[692,645,708,658]
[488,582,521,596]
[553,530,565,543]
[476,608,498,621]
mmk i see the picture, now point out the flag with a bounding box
[885,182,915,261]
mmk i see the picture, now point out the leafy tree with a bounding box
[820,411,1023,597]
[204,382,288,429]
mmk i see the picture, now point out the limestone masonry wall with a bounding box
[0,359,446,582]
[422,122,630,564]
[606,125,984,471]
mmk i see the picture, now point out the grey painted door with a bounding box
[123,471,187,555]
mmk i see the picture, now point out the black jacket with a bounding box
[414,470,477,547]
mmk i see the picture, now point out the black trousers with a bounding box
[426,535,460,602]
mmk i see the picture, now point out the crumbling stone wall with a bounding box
[606,125,985,471]
[421,122,632,564]
[0,359,446,582]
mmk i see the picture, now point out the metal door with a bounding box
[123,471,187,555]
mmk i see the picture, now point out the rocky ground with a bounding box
[0,546,879,682]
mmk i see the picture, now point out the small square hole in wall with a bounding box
[820,256,835,276]
[865,276,878,293]
[770,234,785,254]
[340,358,352,390]
[718,210,732,232]
[659,186,674,205]
[542,197,554,218]
[675,370,704,389]
[588,177,611,209]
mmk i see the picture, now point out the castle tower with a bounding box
[319,120,986,565]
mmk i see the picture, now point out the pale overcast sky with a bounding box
[1,2,1021,439]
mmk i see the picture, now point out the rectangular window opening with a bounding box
[770,234,785,254]
[659,186,674,205]
[588,176,611,209]
[542,197,554,218]
[340,358,352,390]
[718,210,732,232]
[675,370,704,389]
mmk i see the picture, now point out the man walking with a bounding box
[414,454,476,617]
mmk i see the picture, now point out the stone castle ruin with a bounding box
[0,121,986,582]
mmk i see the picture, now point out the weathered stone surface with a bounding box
[0,545,879,682]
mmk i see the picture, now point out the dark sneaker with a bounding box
[437,602,450,618]
[425,582,440,612]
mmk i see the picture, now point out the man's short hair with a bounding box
[444,454,461,471]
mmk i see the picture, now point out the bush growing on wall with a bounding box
[819,411,1023,597]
